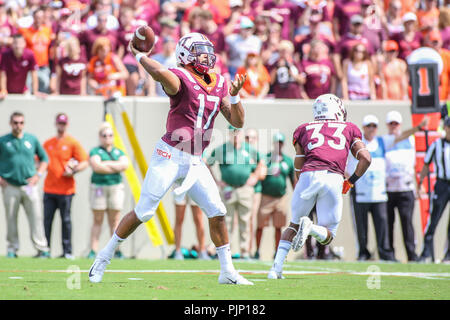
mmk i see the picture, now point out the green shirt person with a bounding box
[207,125,266,259]
[0,111,49,258]
[254,132,296,260]
[0,121,48,186]
[87,122,129,259]
[89,146,126,185]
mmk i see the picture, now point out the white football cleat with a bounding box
[268,268,285,279]
[88,255,110,283]
[218,271,254,285]
[292,216,313,252]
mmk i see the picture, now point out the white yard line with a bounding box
[39,269,450,280]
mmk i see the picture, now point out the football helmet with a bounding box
[175,32,216,74]
[312,94,347,121]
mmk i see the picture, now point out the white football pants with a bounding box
[291,170,344,237]
[134,139,226,222]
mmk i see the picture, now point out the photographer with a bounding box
[268,40,304,99]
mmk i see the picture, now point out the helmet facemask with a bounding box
[187,42,216,74]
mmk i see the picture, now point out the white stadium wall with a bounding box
[0,95,448,262]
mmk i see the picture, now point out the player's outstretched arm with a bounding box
[129,41,181,96]
[220,74,247,128]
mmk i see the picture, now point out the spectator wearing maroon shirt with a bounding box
[262,0,301,41]
[116,7,146,96]
[79,11,118,62]
[194,9,227,63]
[0,34,42,98]
[55,37,87,95]
[336,14,375,79]
[391,12,423,60]
[181,0,222,36]
[261,22,282,68]
[300,40,336,99]
[269,40,304,99]
[151,17,180,56]
[333,0,362,42]
[294,13,336,62]
[361,0,387,54]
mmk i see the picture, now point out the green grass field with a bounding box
[0,257,449,300]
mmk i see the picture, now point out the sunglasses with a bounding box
[366,124,377,128]
[388,121,400,126]
[101,133,113,138]
[12,121,24,125]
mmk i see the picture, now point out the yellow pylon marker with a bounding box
[120,111,175,245]
[105,113,163,247]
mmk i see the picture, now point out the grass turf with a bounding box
[0,257,449,300]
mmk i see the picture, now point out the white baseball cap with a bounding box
[402,12,417,23]
[362,114,379,126]
[386,111,403,124]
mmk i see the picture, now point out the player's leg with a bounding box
[187,162,253,285]
[311,174,344,246]
[174,203,187,259]
[269,172,317,279]
[191,204,209,259]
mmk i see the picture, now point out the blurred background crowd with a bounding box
[0,0,450,100]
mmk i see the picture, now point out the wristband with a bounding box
[230,94,240,104]
[348,173,360,185]
[135,53,145,64]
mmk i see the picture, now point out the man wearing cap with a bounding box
[346,115,395,261]
[207,126,266,259]
[391,12,422,60]
[43,113,88,259]
[254,132,295,259]
[382,111,429,261]
[336,14,375,73]
[225,16,262,79]
[417,116,450,263]
[0,111,49,258]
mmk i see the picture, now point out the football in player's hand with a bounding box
[132,25,155,53]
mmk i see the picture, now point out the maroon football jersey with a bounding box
[161,67,228,155]
[293,120,362,176]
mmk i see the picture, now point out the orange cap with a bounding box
[384,40,399,51]
[429,29,442,42]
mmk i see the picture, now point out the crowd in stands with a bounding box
[0,0,449,100]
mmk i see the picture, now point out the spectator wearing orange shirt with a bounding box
[43,113,88,259]
[424,29,450,101]
[417,0,440,33]
[19,6,54,94]
[87,37,128,97]
[380,40,409,100]
[236,51,270,99]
